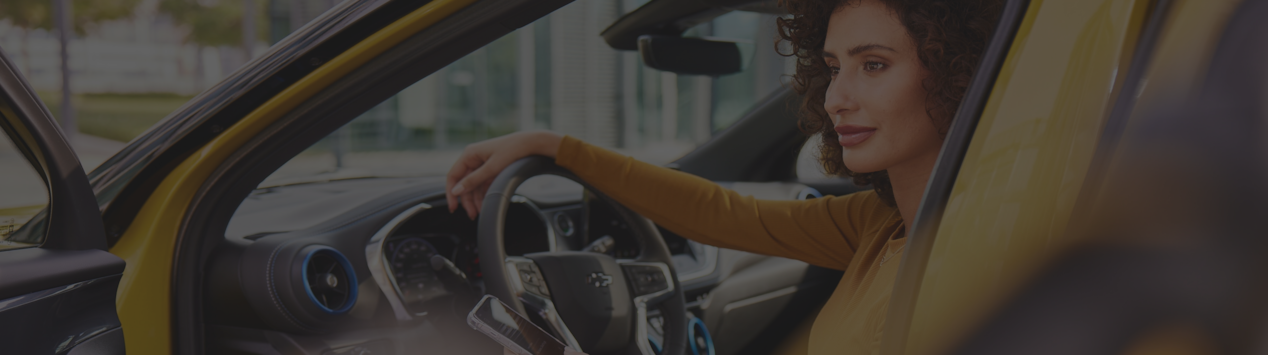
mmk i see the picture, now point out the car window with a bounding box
[0,129,49,250]
[709,11,798,130]
[262,5,796,187]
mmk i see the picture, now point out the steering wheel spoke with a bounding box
[619,261,676,355]
[504,256,581,350]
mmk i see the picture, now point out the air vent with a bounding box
[688,317,715,355]
[302,247,358,314]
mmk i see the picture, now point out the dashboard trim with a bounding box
[676,243,718,283]
[364,202,432,322]
[797,186,824,200]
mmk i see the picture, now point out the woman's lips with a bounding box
[835,125,877,147]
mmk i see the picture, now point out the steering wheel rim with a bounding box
[477,156,688,355]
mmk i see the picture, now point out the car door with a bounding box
[0,48,127,354]
[881,0,1168,353]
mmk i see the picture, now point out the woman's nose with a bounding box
[823,77,857,118]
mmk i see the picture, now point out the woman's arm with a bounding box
[447,132,881,270]
[556,136,883,270]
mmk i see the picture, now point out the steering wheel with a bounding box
[477,156,688,355]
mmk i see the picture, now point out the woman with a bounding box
[447,0,1001,353]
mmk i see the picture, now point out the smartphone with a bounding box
[468,294,571,355]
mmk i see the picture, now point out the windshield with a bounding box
[261,6,795,187]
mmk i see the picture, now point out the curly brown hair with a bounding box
[777,0,1003,206]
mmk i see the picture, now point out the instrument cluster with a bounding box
[383,236,445,304]
[381,233,481,308]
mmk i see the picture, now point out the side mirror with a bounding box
[637,35,743,76]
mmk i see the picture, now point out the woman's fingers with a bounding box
[446,165,472,213]
[452,154,509,217]
[445,131,560,218]
[446,150,483,213]
[455,156,501,197]
[455,174,492,220]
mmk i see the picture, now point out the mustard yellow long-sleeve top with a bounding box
[555,136,908,355]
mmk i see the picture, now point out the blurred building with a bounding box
[0,0,270,95]
[0,0,794,173]
[315,0,794,161]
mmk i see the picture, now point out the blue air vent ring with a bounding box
[301,246,358,314]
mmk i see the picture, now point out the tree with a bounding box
[0,0,142,57]
[0,0,141,73]
[0,0,52,77]
[0,0,140,137]
[159,0,268,89]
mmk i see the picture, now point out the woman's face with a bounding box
[822,0,944,174]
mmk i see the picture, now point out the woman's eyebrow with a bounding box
[847,43,897,56]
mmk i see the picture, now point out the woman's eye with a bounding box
[863,61,886,72]
[829,66,840,78]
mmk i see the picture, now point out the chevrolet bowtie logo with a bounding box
[586,272,612,288]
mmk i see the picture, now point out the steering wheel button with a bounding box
[621,265,669,295]
[519,270,539,285]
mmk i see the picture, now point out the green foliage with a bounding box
[0,0,51,31]
[73,0,139,33]
[159,0,269,47]
[0,0,141,34]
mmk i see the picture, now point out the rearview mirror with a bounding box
[637,35,743,76]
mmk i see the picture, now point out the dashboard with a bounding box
[206,176,731,354]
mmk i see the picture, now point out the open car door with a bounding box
[0,49,127,354]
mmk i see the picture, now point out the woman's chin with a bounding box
[840,149,888,173]
[841,160,885,174]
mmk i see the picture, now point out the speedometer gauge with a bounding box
[385,237,447,304]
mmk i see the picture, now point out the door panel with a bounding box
[0,248,124,300]
[0,46,127,354]
[891,0,1158,353]
[940,0,1268,351]
[0,273,125,355]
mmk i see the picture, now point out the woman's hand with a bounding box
[446,131,564,219]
